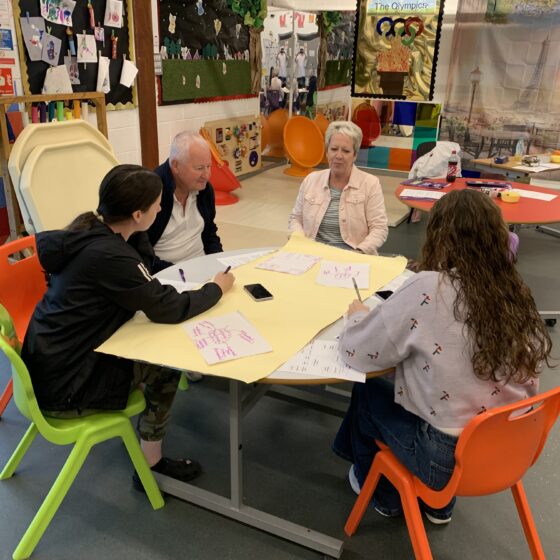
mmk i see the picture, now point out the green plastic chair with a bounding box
[0,305,165,560]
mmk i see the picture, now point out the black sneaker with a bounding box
[132,457,202,492]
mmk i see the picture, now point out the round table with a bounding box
[396,178,560,224]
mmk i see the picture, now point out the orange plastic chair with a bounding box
[266,108,289,158]
[313,112,330,165]
[345,386,560,559]
[0,236,47,417]
[283,116,324,177]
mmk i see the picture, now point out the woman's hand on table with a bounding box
[213,271,235,294]
[348,300,369,317]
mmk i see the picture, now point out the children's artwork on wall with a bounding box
[352,0,445,100]
[20,17,46,61]
[42,64,73,93]
[104,0,123,28]
[158,0,252,104]
[40,0,76,26]
[76,32,97,63]
[316,101,349,122]
[14,0,135,109]
[96,55,110,92]
[352,98,441,171]
[41,33,62,66]
[440,0,560,166]
[64,55,80,84]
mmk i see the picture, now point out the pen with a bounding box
[179,268,186,283]
[352,277,363,303]
[224,265,231,274]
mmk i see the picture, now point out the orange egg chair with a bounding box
[283,116,324,177]
[314,112,330,164]
[352,101,381,148]
[266,108,289,158]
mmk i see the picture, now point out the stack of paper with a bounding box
[399,189,446,201]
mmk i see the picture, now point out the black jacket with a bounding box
[146,159,222,272]
[22,221,222,411]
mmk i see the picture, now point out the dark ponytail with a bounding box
[67,164,163,231]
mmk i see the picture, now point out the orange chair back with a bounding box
[0,236,47,341]
[451,386,560,497]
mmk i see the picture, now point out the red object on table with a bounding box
[396,178,560,224]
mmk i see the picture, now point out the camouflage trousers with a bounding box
[132,361,181,441]
[45,362,181,442]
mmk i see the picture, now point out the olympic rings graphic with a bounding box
[375,16,424,46]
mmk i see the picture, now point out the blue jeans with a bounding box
[333,377,457,519]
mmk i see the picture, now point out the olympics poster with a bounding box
[352,0,445,100]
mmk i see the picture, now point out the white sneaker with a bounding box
[184,371,203,382]
[424,511,452,525]
[348,465,361,496]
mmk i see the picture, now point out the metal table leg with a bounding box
[155,379,344,558]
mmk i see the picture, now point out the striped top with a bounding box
[315,186,344,245]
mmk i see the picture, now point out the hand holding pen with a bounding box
[213,265,234,294]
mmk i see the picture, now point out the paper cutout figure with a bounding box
[120,58,138,87]
[196,0,205,15]
[214,18,222,35]
[193,49,200,60]
[20,17,46,61]
[196,74,201,88]
[160,45,168,60]
[235,23,241,39]
[168,13,176,34]
[316,261,370,289]
[42,64,73,94]
[184,311,272,365]
[222,62,227,75]
[182,75,186,86]
[111,32,118,59]
[96,55,110,93]
[87,1,95,28]
[40,0,76,26]
[76,33,97,63]
[104,0,123,28]
[41,34,62,66]
[181,46,190,60]
[64,55,80,84]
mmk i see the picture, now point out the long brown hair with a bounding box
[419,189,552,383]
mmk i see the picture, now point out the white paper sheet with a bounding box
[513,189,557,202]
[277,339,365,383]
[184,311,272,365]
[96,55,110,93]
[256,251,321,275]
[316,261,370,289]
[217,249,274,269]
[156,278,199,293]
[512,165,558,173]
[42,64,73,94]
[119,58,138,87]
[399,188,446,201]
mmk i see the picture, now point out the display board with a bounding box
[352,0,445,100]
[158,0,252,104]
[324,11,354,88]
[13,0,135,109]
[204,115,262,176]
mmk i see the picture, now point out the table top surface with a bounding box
[156,248,403,385]
[396,178,560,224]
[470,157,559,174]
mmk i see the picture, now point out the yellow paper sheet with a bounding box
[97,236,406,383]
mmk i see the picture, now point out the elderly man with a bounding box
[147,131,223,272]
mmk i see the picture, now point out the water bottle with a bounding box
[514,138,525,161]
[446,150,459,183]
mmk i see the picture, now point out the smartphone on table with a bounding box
[244,283,273,301]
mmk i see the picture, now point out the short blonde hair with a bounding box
[325,121,363,155]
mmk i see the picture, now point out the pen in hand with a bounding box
[179,268,186,283]
[224,265,231,274]
[352,277,363,303]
